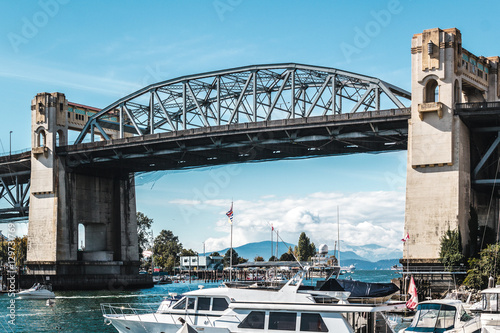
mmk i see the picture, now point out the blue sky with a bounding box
[1,0,499,259]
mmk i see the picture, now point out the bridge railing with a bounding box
[0,148,30,158]
[401,265,468,274]
[456,102,500,111]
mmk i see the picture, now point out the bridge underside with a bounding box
[456,103,500,193]
[0,151,30,221]
[59,109,410,173]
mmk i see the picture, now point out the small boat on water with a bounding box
[340,264,356,275]
[16,283,55,299]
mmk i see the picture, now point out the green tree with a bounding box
[464,243,500,289]
[280,247,295,261]
[297,232,315,261]
[181,248,198,256]
[269,255,277,261]
[153,230,182,273]
[11,236,27,268]
[238,257,248,264]
[223,249,240,267]
[439,229,464,271]
[137,212,153,259]
[254,256,264,262]
[209,252,221,257]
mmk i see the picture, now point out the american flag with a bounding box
[226,203,233,224]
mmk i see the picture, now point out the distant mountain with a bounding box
[217,240,295,261]
[213,241,403,266]
[340,258,401,270]
[341,244,402,262]
[216,241,369,262]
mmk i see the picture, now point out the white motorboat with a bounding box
[102,268,405,333]
[16,283,55,299]
[474,286,500,333]
[340,264,356,275]
[399,299,480,333]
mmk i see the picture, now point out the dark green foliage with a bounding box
[297,232,315,261]
[137,212,153,259]
[209,252,221,257]
[279,247,295,261]
[464,243,500,289]
[180,248,198,256]
[254,256,264,262]
[268,255,278,261]
[153,230,182,273]
[439,229,464,270]
[223,249,240,267]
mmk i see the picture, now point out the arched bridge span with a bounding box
[63,63,410,172]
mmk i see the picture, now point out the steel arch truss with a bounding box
[0,171,30,222]
[75,63,410,143]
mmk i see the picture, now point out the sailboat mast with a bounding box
[337,206,340,266]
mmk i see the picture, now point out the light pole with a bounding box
[9,131,12,157]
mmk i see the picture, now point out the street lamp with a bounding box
[9,131,12,157]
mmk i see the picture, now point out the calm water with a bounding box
[0,270,402,332]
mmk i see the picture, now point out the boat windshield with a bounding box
[481,293,500,313]
[406,303,456,333]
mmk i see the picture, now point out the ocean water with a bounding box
[0,270,402,332]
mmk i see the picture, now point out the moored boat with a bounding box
[398,299,480,333]
[475,287,500,333]
[16,283,55,299]
[102,268,405,333]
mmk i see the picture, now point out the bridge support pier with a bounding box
[405,28,500,268]
[25,92,152,290]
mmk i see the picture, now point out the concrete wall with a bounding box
[26,92,139,276]
[405,28,498,263]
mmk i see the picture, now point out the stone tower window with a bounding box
[36,129,46,148]
[425,79,439,103]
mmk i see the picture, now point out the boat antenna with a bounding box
[337,206,340,267]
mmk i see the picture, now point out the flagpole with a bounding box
[230,222,233,282]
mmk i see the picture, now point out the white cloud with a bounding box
[188,190,405,258]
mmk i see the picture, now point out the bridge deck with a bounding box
[58,108,410,173]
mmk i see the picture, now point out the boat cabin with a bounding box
[237,311,328,332]
[403,300,479,333]
[157,295,229,314]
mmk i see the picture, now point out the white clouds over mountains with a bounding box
[171,190,405,261]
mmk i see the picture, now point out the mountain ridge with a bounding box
[212,240,401,269]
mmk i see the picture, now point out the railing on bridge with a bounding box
[455,101,500,111]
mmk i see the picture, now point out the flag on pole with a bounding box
[401,232,410,242]
[406,276,419,310]
[226,203,233,224]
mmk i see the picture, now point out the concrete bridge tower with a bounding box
[406,28,500,266]
[26,92,151,289]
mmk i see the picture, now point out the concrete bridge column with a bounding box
[405,28,500,265]
[26,92,151,290]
